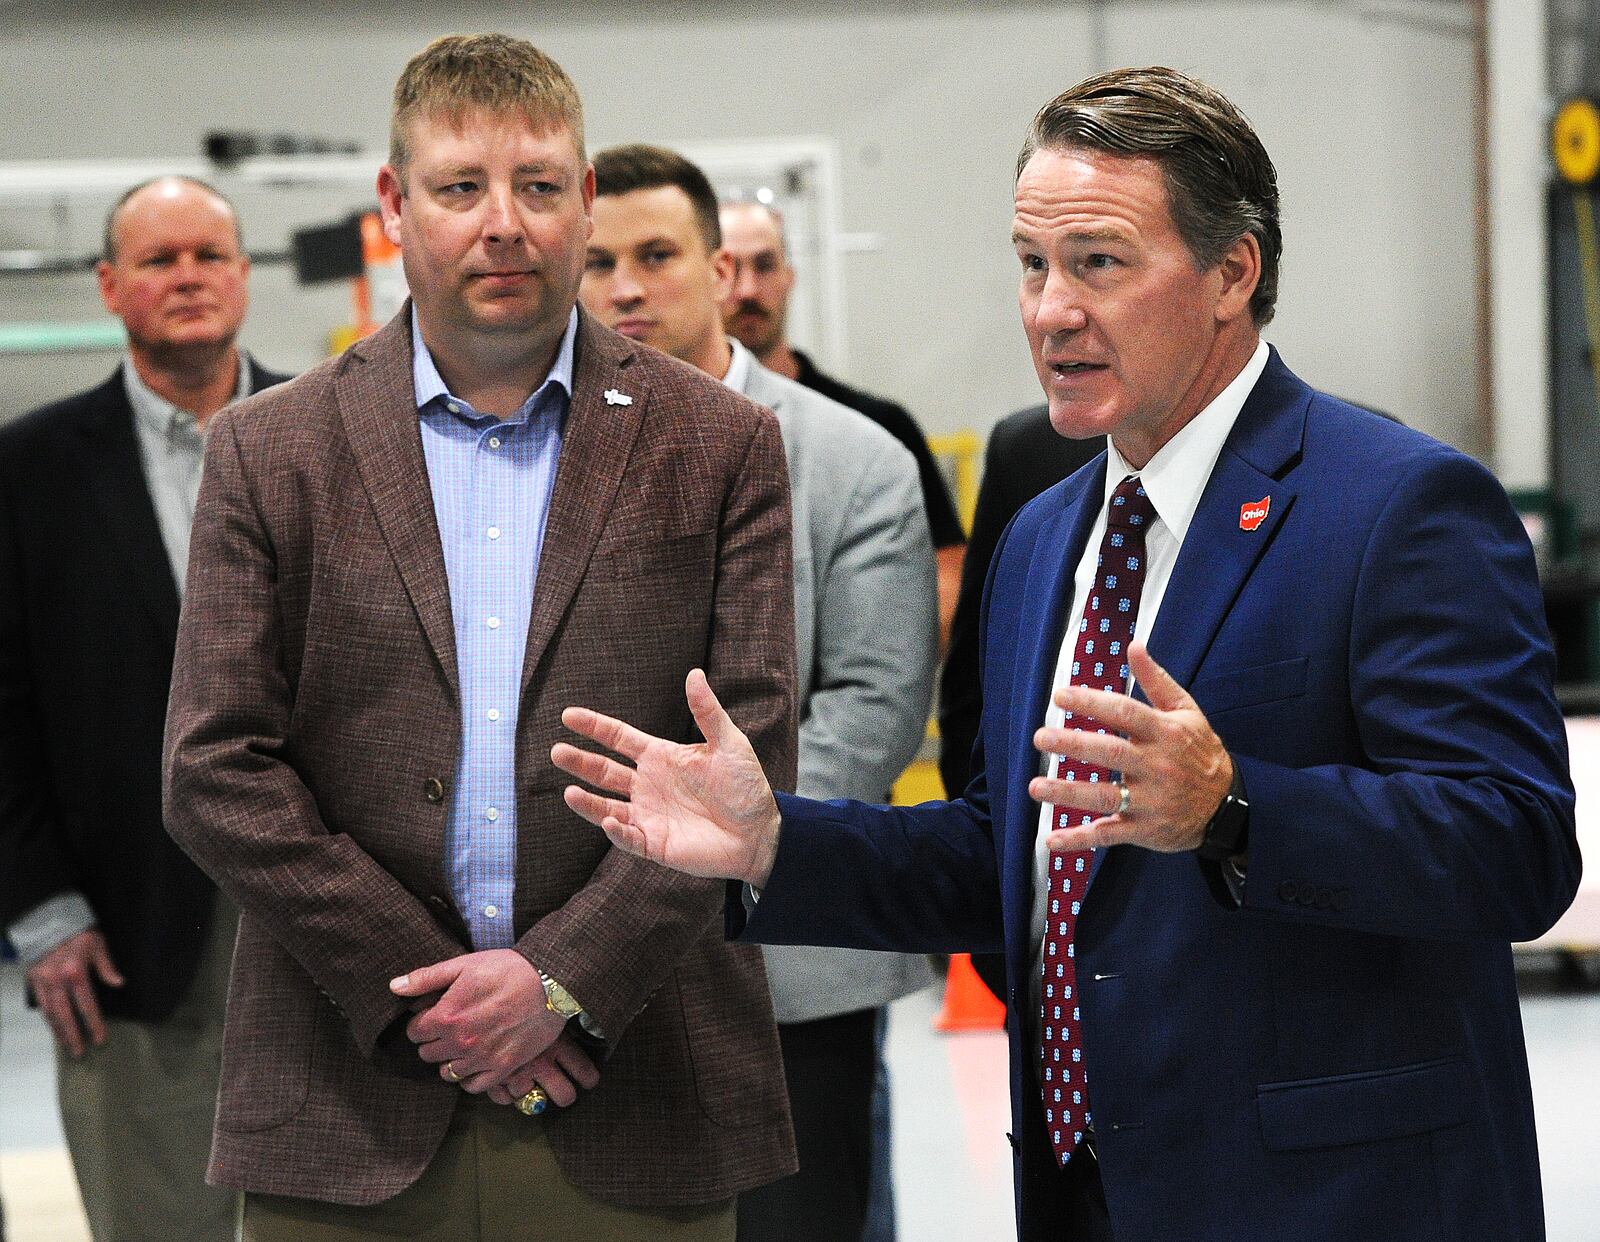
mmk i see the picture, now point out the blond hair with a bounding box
[389,33,585,177]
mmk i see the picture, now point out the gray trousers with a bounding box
[55,902,237,1242]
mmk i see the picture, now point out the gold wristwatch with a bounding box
[539,971,584,1020]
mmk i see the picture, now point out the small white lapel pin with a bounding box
[603,388,633,407]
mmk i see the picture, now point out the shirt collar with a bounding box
[790,347,819,386]
[720,337,753,395]
[1103,338,1269,543]
[410,305,578,418]
[122,351,250,439]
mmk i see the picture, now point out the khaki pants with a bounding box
[55,901,238,1242]
[240,1099,736,1241]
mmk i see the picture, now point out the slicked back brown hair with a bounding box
[592,144,722,254]
[1018,66,1281,326]
[390,33,585,178]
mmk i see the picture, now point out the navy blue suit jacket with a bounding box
[738,350,1579,1240]
[0,360,289,1019]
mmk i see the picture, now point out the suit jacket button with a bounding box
[1315,887,1334,910]
[1296,882,1317,906]
[424,777,446,803]
[1277,880,1298,904]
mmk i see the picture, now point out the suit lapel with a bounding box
[1096,351,1305,892]
[244,354,293,395]
[1003,460,1107,932]
[1142,348,1308,690]
[519,312,644,695]
[336,309,459,697]
[79,374,181,644]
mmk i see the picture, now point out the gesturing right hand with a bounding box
[26,928,123,1058]
[551,668,783,888]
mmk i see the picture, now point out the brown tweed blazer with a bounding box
[162,306,798,1207]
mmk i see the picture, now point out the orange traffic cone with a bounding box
[933,952,1006,1031]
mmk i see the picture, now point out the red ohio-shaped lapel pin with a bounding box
[1239,496,1271,531]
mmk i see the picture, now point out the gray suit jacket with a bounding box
[738,357,937,1022]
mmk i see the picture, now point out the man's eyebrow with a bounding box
[1070,226,1132,243]
[1012,225,1133,246]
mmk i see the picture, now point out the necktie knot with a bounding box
[1106,475,1156,532]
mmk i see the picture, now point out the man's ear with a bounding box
[95,260,119,317]
[376,165,405,248]
[711,247,736,304]
[1214,232,1261,325]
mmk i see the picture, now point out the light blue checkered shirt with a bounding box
[411,308,575,949]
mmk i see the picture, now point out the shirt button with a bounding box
[486,807,499,822]
[488,436,502,449]
[484,905,498,919]
[487,526,501,540]
[487,708,501,722]
[486,616,500,629]
[446,401,461,414]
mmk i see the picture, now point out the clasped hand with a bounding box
[389,948,598,1107]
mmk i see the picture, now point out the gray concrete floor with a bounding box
[3,965,1599,1240]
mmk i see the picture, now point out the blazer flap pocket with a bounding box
[1256,1055,1470,1151]
[1193,655,1308,715]
[600,529,714,580]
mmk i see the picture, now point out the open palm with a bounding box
[552,668,783,887]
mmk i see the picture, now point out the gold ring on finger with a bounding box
[516,1086,549,1117]
[1116,781,1132,817]
[445,1061,463,1082]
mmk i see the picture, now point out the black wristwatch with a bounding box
[1195,759,1249,862]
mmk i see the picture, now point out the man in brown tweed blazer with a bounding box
[163,33,796,1240]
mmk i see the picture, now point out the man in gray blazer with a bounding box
[581,144,937,1242]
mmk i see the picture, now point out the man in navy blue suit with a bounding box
[552,67,1579,1241]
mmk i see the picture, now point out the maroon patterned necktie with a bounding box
[1040,474,1156,1166]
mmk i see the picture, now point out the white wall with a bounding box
[1488,0,1551,491]
[1,0,1480,452]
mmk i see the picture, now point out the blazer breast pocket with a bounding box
[598,529,715,582]
[1192,655,1308,716]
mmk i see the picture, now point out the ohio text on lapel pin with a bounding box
[604,388,633,406]
[1239,495,1271,531]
